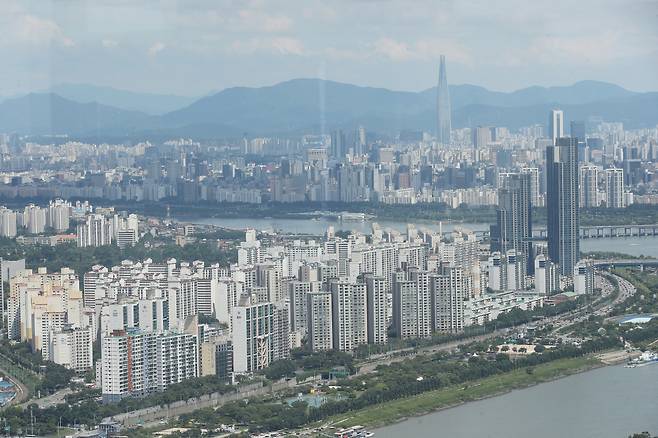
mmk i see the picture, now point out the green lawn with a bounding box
[326,355,602,429]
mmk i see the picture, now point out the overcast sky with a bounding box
[3,0,658,96]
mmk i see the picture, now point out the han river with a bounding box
[192,215,658,437]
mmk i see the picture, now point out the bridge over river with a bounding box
[473,224,658,240]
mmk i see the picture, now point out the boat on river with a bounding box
[626,351,658,368]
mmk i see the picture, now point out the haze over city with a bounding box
[3,0,658,96]
[0,1,658,438]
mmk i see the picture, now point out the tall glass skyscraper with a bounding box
[436,55,451,144]
[492,172,534,274]
[546,136,580,276]
[548,109,564,144]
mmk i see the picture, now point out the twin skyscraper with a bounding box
[437,57,580,278]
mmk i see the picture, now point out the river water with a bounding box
[187,216,658,258]
[374,364,658,438]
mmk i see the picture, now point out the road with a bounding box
[18,387,74,409]
[0,366,29,407]
[550,272,637,337]
[360,270,637,375]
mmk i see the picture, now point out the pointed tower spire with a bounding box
[436,55,452,144]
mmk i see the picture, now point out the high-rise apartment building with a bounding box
[50,325,93,373]
[0,207,17,238]
[520,167,542,207]
[392,270,432,340]
[430,266,466,334]
[100,329,198,403]
[330,280,367,351]
[579,165,600,208]
[493,172,533,274]
[605,167,625,208]
[546,136,580,276]
[23,204,46,234]
[364,275,388,345]
[231,299,274,373]
[307,291,333,351]
[47,199,71,232]
[77,214,112,247]
[534,255,559,296]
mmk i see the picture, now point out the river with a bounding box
[375,363,658,438]
[187,216,658,258]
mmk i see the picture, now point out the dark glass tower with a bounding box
[546,137,580,276]
[436,55,451,144]
[492,173,534,274]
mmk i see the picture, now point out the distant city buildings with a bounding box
[0,80,655,408]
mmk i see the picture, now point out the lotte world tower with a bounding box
[436,55,452,144]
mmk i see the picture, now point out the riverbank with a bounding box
[322,355,604,431]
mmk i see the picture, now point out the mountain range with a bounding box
[0,79,656,139]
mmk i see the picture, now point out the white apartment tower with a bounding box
[364,275,388,345]
[330,280,367,351]
[307,291,333,351]
[431,266,466,334]
[605,167,625,208]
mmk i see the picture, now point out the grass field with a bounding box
[325,355,603,429]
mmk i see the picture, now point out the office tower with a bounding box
[331,129,346,159]
[330,281,367,351]
[546,137,580,276]
[100,330,198,403]
[430,266,466,334]
[364,275,387,345]
[605,167,625,208]
[436,55,451,144]
[355,125,366,155]
[580,165,600,208]
[534,255,559,296]
[570,120,586,141]
[493,172,533,274]
[231,299,274,373]
[306,291,333,351]
[548,109,564,144]
[472,126,492,149]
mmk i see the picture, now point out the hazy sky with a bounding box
[3,0,658,96]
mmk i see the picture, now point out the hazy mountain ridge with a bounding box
[46,84,197,115]
[1,79,655,138]
[0,93,150,136]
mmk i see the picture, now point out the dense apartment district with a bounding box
[3,194,593,405]
[0,97,656,436]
